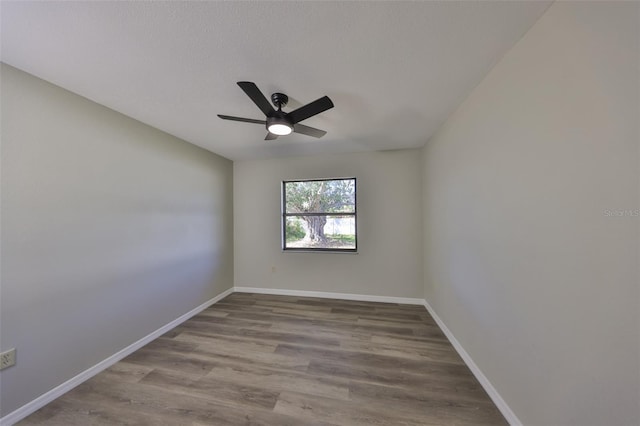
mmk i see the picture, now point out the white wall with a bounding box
[0,64,234,417]
[234,150,423,299]
[421,2,639,426]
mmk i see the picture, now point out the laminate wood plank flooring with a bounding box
[18,293,507,425]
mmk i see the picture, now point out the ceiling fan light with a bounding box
[268,123,293,136]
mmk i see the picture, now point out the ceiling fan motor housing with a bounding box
[266,110,293,132]
[267,93,293,133]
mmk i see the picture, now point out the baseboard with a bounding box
[0,287,234,426]
[422,300,522,426]
[233,286,425,305]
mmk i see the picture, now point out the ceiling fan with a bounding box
[218,81,334,140]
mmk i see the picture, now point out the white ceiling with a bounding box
[1,1,551,161]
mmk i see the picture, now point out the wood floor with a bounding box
[18,293,507,425]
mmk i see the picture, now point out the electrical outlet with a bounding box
[0,348,16,370]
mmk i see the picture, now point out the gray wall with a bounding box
[234,150,423,299]
[0,64,234,416]
[421,2,639,425]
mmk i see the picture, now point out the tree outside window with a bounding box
[282,178,357,252]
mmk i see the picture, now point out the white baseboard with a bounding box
[0,287,234,426]
[233,286,425,305]
[422,299,521,426]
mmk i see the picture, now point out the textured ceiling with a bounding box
[1,1,551,161]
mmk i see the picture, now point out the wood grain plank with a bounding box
[275,343,473,377]
[203,364,351,401]
[140,368,281,410]
[274,391,438,426]
[348,381,508,423]
[307,359,483,389]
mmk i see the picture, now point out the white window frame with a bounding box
[281,177,357,253]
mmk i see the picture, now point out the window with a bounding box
[282,178,357,252]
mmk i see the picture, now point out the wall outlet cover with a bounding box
[0,348,16,370]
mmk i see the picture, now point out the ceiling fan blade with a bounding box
[237,82,275,117]
[288,96,334,124]
[293,123,327,138]
[265,132,279,140]
[217,115,266,125]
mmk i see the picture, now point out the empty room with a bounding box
[0,1,638,425]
